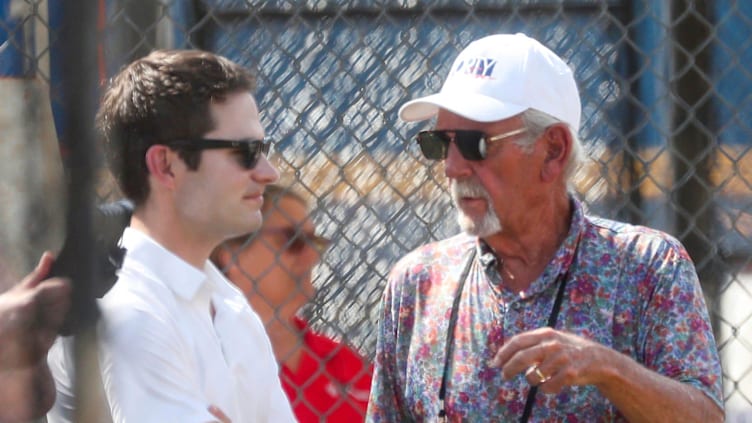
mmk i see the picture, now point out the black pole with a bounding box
[58,1,98,331]
[57,0,102,421]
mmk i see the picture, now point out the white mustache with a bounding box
[451,179,489,200]
[450,179,502,237]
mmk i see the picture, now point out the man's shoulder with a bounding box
[584,215,688,260]
[387,233,475,286]
[587,215,682,244]
[397,233,475,266]
[100,264,172,306]
[96,264,180,339]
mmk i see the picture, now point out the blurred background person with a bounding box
[212,183,373,422]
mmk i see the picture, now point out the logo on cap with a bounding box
[453,57,496,79]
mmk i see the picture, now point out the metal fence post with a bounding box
[670,0,722,334]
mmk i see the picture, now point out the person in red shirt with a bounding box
[212,184,373,422]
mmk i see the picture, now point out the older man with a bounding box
[367,33,723,422]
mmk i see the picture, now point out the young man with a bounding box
[367,33,723,422]
[47,50,295,422]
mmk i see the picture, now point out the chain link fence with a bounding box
[2,0,752,420]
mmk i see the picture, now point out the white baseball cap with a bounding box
[399,33,581,133]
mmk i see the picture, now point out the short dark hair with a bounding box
[97,49,256,205]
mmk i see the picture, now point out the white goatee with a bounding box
[451,179,502,237]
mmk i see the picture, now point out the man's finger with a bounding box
[208,405,231,423]
[499,343,548,380]
[34,278,71,318]
[33,279,71,350]
[492,327,554,367]
[21,252,56,289]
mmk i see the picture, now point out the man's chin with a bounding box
[457,213,502,238]
[458,219,483,237]
[224,217,261,240]
[242,214,263,232]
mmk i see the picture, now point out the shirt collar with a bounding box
[525,197,585,297]
[477,240,498,268]
[474,196,586,297]
[120,227,211,301]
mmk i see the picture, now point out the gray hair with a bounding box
[514,108,584,185]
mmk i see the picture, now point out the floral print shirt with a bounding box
[366,199,722,422]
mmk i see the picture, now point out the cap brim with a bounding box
[398,92,527,123]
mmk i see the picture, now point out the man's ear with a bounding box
[540,124,572,183]
[144,144,176,188]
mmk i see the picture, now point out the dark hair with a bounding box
[97,49,256,205]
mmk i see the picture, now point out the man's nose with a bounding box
[444,140,473,180]
[252,154,280,184]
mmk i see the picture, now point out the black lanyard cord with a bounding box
[438,247,476,421]
[519,268,570,423]
[437,239,579,422]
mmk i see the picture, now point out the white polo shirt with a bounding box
[48,227,296,423]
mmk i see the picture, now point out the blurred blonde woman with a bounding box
[212,184,373,422]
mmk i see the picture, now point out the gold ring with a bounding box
[531,365,550,384]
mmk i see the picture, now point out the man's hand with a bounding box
[208,405,231,423]
[0,252,71,422]
[491,327,723,422]
[0,252,71,370]
[0,359,58,422]
[491,327,610,394]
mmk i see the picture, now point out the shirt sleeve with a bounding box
[638,235,723,409]
[98,306,217,423]
[266,374,297,423]
[366,266,411,423]
[46,337,77,423]
[48,335,114,423]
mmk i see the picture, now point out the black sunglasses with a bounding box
[415,128,527,161]
[167,138,271,169]
[262,227,331,255]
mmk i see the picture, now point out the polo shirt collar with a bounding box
[523,196,585,298]
[475,196,586,299]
